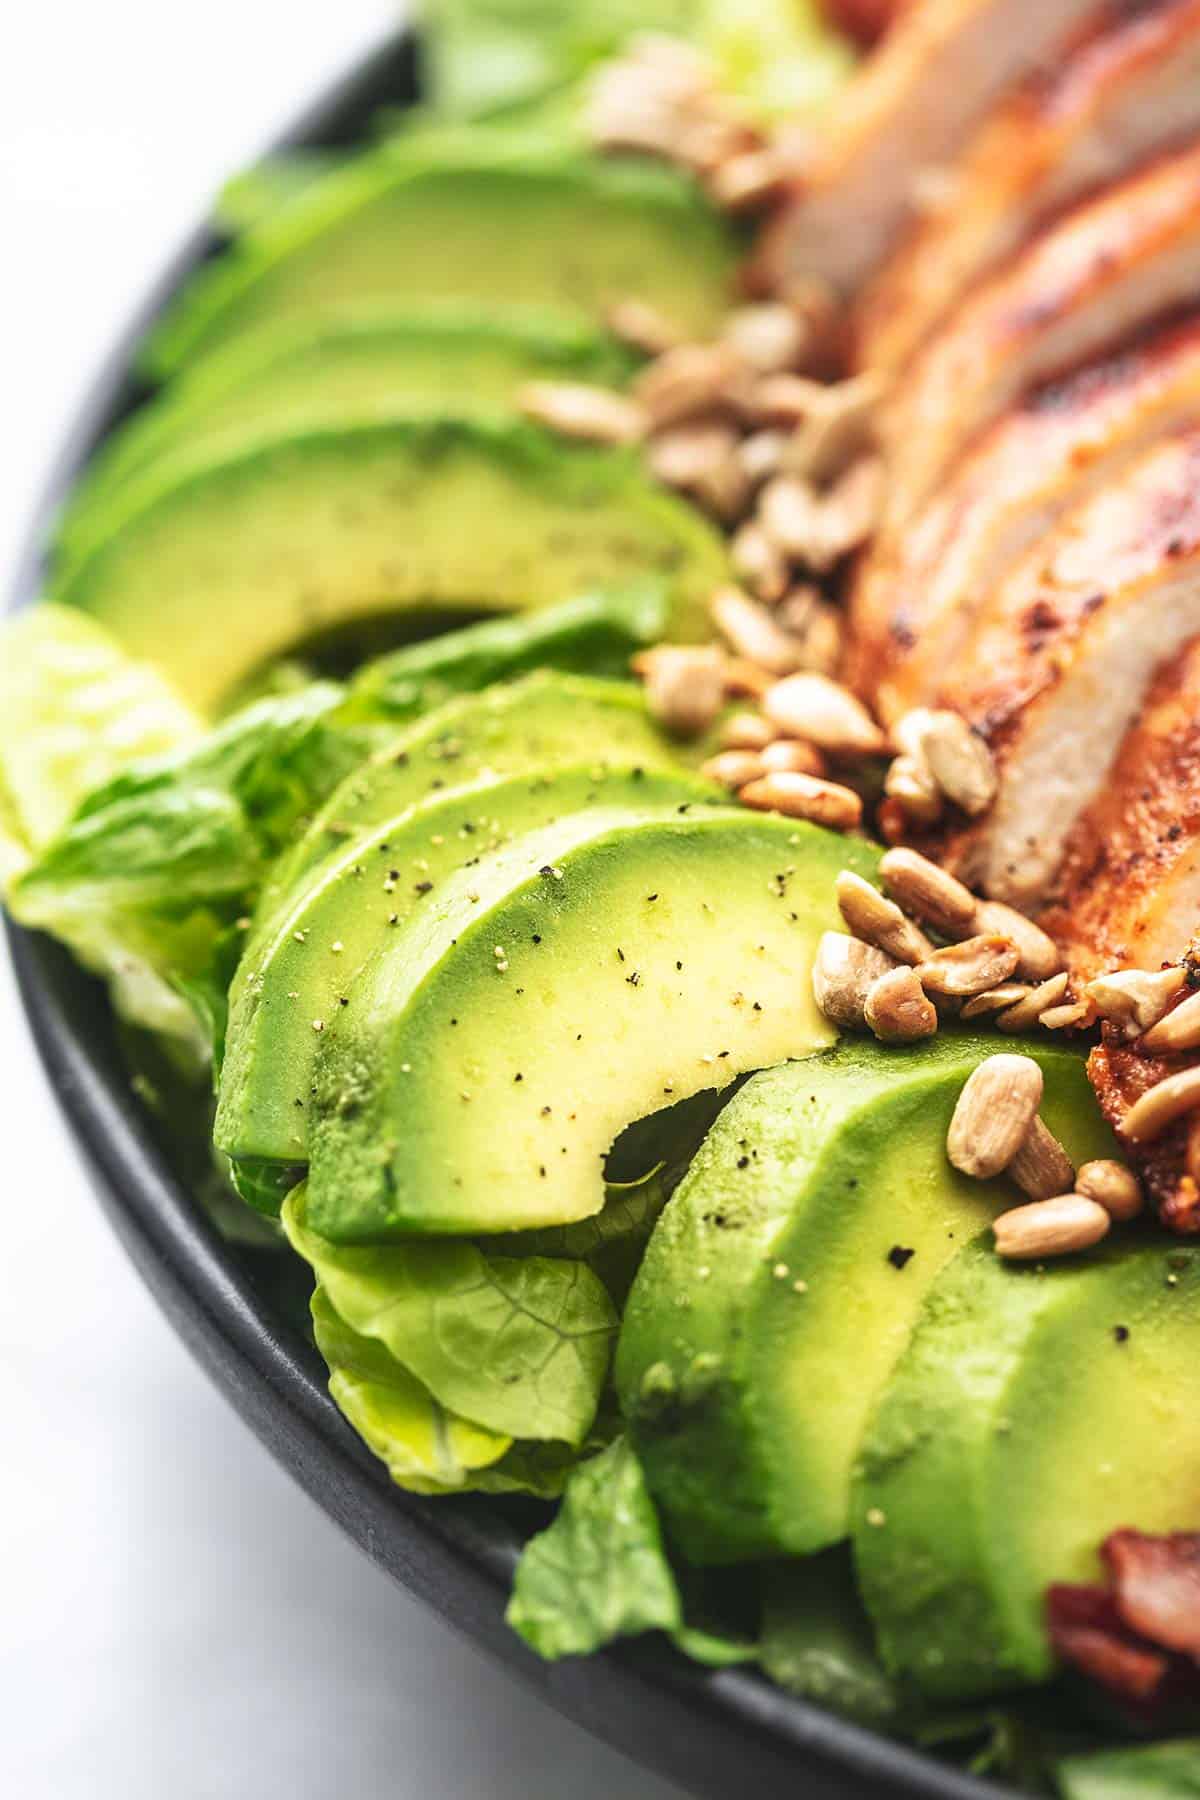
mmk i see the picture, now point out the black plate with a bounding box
[6,34,1013,1800]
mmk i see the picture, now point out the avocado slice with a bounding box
[56,306,639,564]
[259,670,671,924]
[51,414,729,712]
[142,131,740,379]
[305,810,875,1240]
[216,760,721,1183]
[615,1036,1116,1564]
[853,1238,1200,1702]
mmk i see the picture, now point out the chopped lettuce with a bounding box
[7,683,363,1055]
[311,1288,587,1497]
[1056,1742,1200,1799]
[282,1186,617,1446]
[342,585,665,729]
[0,605,200,888]
[507,1436,682,1657]
[419,0,852,125]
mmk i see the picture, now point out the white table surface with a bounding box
[0,7,691,1794]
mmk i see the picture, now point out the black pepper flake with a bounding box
[1113,1324,1130,1344]
[462,820,475,834]
[514,1073,524,1083]
[616,947,625,962]
[888,1246,915,1270]
[736,1156,750,1169]
[414,879,433,894]
[388,914,399,925]
[388,869,400,881]
[532,934,542,944]
[676,960,683,972]
[339,997,348,1007]
[646,894,658,902]
[539,864,554,875]
[677,803,691,814]
[538,1165,547,1178]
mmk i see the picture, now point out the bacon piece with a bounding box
[1047,1583,1170,1702]
[1107,1529,1200,1657]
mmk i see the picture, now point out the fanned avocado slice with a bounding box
[51,414,729,712]
[142,131,740,379]
[56,306,639,564]
[304,808,874,1240]
[853,1238,1200,1702]
[260,670,671,922]
[616,1037,1116,1564]
[215,760,720,1182]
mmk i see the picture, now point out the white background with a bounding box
[0,6,690,1795]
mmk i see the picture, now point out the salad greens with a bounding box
[283,1187,617,1446]
[507,1437,684,1658]
[0,605,200,886]
[1056,1742,1200,1799]
[419,0,851,125]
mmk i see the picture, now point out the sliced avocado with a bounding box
[853,1239,1200,1702]
[260,670,671,923]
[306,810,875,1240]
[52,414,728,712]
[615,1036,1116,1563]
[143,132,739,379]
[56,306,639,562]
[215,760,720,1178]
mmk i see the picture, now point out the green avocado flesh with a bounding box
[215,761,721,1175]
[51,415,728,712]
[143,134,740,379]
[305,812,877,1240]
[853,1238,1200,1702]
[615,1036,1117,1564]
[55,307,639,567]
[259,671,671,923]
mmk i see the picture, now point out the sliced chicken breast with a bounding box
[927,429,1200,909]
[856,0,1200,376]
[846,312,1200,721]
[1041,637,1200,981]
[749,0,1101,295]
[1089,1038,1200,1233]
[877,141,1200,532]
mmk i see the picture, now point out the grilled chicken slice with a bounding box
[1041,639,1200,982]
[925,429,1200,910]
[846,313,1200,722]
[749,0,1100,295]
[877,141,1200,532]
[856,0,1200,377]
[1089,1038,1200,1233]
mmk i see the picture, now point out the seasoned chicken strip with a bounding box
[857,0,1200,376]
[877,142,1200,531]
[928,430,1200,909]
[1041,638,1200,982]
[846,313,1200,721]
[749,0,1100,295]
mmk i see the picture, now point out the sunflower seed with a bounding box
[946,1054,1044,1180]
[993,1195,1109,1261]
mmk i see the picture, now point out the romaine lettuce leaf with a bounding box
[6,683,364,1055]
[420,0,851,125]
[342,586,665,729]
[311,1287,514,1490]
[0,605,199,888]
[282,1186,617,1445]
[311,1287,590,1497]
[507,1436,682,1657]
